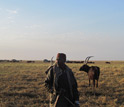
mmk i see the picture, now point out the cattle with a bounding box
[79,56,100,88]
[105,61,111,64]
[11,59,20,62]
[27,61,35,63]
[43,59,50,63]
[66,60,84,63]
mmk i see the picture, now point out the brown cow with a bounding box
[79,56,100,88]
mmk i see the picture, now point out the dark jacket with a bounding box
[45,64,79,106]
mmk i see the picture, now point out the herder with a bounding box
[45,53,79,107]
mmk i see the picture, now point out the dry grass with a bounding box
[0,61,124,107]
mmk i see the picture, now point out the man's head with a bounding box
[56,53,66,66]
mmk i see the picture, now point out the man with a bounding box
[45,53,79,107]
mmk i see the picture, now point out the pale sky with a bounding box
[0,0,124,60]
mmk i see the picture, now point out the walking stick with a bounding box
[45,56,54,74]
[64,96,75,107]
[49,56,54,107]
[54,90,76,107]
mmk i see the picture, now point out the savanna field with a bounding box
[0,61,124,107]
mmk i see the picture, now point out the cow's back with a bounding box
[89,66,100,80]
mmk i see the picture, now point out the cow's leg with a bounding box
[93,79,95,88]
[93,79,96,95]
[96,79,98,88]
[89,79,91,87]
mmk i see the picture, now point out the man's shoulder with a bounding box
[66,65,73,73]
[45,65,54,74]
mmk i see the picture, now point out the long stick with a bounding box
[49,56,54,107]
[45,56,54,74]
[51,56,54,66]
[64,96,75,107]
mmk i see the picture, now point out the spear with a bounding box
[45,56,54,74]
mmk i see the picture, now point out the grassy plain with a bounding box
[0,61,124,107]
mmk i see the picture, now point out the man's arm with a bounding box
[71,71,80,106]
[44,66,54,93]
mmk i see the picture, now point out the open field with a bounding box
[0,61,124,107]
